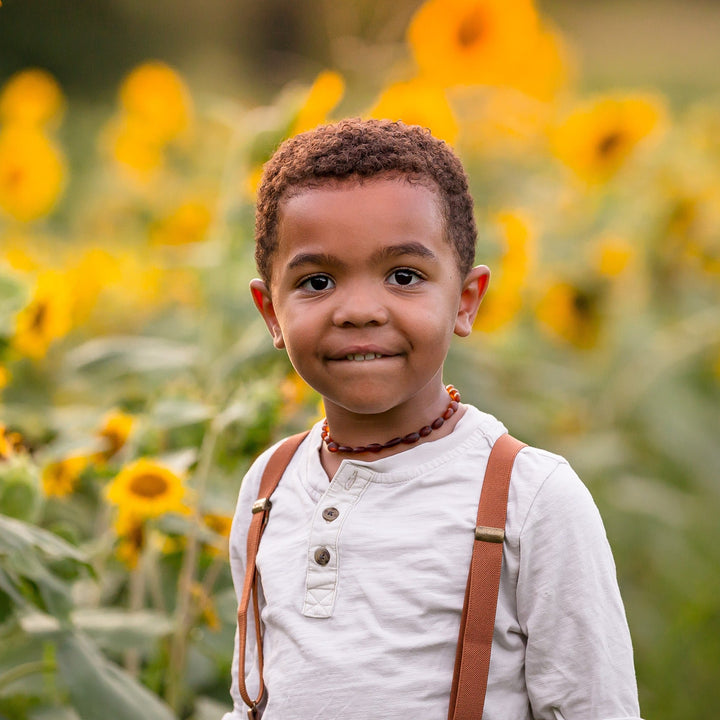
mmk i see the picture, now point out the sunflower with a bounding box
[203,512,233,556]
[119,61,192,145]
[291,70,345,136]
[408,0,540,88]
[64,247,122,325]
[106,458,187,519]
[0,126,66,222]
[453,85,551,157]
[203,512,232,539]
[113,509,145,568]
[190,582,220,631]
[474,210,535,332]
[535,279,603,349]
[0,68,65,128]
[96,409,135,461]
[149,199,213,246]
[368,77,459,145]
[102,115,165,181]
[41,455,88,498]
[0,423,22,459]
[552,93,666,184]
[12,270,73,359]
[593,235,636,278]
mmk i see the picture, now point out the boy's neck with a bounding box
[318,402,468,480]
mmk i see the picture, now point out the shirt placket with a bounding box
[302,465,373,618]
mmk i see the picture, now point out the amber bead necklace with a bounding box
[321,384,461,454]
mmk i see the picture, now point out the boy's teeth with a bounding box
[346,353,383,361]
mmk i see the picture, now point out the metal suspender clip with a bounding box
[252,498,272,514]
[474,525,504,543]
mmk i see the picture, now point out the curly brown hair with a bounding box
[254,118,477,284]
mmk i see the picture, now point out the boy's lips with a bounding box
[327,346,401,362]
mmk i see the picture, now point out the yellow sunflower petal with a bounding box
[474,210,535,332]
[368,78,459,146]
[291,70,345,136]
[0,126,66,222]
[149,199,213,246]
[0,68,65,127]
[119,61,193,145]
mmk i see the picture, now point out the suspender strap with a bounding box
[448,432,526,720]
[237,431,309,719]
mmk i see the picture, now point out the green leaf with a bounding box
[56,632,177,720]
[0,271,29,337]
[151,399,215,429]
[0,515,89,619]
[70,609,173,653]
[0,515,87,563]
[65,336,198,377]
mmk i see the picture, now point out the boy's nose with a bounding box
[331,286,389,327]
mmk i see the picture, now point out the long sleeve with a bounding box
[516,461,642,720]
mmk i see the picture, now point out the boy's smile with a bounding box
[251,177,488,450]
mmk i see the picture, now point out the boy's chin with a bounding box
[321,391,402,418]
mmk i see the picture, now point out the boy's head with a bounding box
[254,118,477,284]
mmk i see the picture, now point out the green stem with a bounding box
[124,553,146,677]
[0,660,54,691]
[165,419,220,712]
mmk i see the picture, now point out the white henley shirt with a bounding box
[222,406,642,719]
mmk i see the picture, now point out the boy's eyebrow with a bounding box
[287,252,348,270]
[372,242,437,262]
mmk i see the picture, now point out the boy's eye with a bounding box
[387,268,423,286]
[299,274,334,292]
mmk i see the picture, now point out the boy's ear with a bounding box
[249,279,285,349]
[454,265,490,338]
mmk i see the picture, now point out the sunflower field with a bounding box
[1,1,719,718]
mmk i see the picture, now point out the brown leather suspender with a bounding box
[236,431,309,719]
[237,431,526,720]
[448,432,526,720]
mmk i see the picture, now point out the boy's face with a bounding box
[251,177,489,418]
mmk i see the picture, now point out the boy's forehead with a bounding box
[276,176,446,241]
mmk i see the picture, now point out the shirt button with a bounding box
[314,547,331,566]
[322,507,340,522]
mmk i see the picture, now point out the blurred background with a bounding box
[1,1,719,719]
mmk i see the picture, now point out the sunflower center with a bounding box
[2,164,24,190]
[30,302,48,332]
[457,9,486,48]
[596,131,624,158]
[129,472,169,498]
[571,289,595,318]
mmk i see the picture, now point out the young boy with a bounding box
[222,119,642,719]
